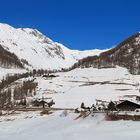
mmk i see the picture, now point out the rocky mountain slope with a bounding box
[72,32,140,74]
[0,23,104,70]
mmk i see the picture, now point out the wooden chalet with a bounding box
[116,100,140,111]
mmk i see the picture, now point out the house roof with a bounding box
[116,100,140,108]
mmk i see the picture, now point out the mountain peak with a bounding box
[20,28,43,36]
[0,23,104,70]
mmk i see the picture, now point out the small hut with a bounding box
[116,100,140,111]
[32,100,47,108]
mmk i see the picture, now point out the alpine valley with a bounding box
[1,23,140,140]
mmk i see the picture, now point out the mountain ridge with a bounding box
[0,23,105,70]
[71,32,140,74]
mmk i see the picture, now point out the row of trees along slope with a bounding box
[71,32,140,74]
[0,45,24,68]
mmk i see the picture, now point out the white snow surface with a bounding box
[0,111,140,140]
[34,66,140,108]
[0,23,106,70]
[1,67,140,140]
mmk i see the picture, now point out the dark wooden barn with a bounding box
[116,100,140,111]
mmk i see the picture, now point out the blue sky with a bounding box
[0,0,140,50]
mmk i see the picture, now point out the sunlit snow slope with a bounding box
[34,66,140,108]
[0,23,105,70]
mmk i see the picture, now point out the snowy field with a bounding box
[34,66,140,108]
[0,111,140,140]
[1,66,140,140]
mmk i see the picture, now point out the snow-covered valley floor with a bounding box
[0,110,140,140]
[34,66,140,108]
[1,66,140,140]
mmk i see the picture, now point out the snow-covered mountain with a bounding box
[72,32,140,74]
[0,23,105,70]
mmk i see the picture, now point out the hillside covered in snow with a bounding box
[0,23,104,70]
[72,32,140,74]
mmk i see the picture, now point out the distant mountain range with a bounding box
[0,23,104,70]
